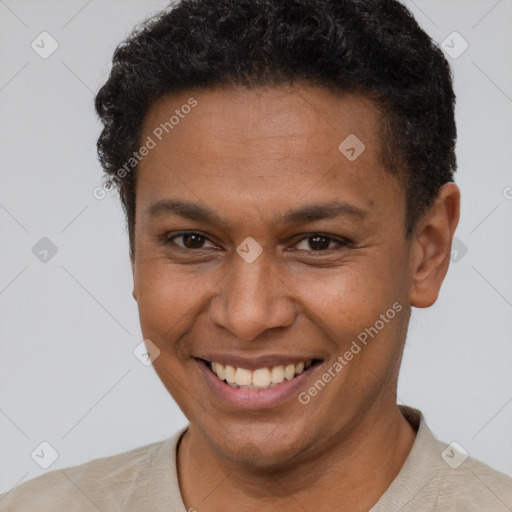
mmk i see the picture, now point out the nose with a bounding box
[208,252,296,342]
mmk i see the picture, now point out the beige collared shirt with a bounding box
[1,406,511,511]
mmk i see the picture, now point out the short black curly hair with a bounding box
[95,0,457,260]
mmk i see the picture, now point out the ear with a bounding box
[131,258,138,301]
[409,182,460,308]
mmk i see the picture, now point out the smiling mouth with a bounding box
[198,359,323,390]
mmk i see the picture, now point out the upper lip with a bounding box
[195,352,322,370]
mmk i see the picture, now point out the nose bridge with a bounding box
[231,255,271,308]
[209,251,295,341]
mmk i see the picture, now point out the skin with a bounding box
[131,84,460,511]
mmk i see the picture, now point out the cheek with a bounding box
[286,258,404,339]
[134,259,182,328]
[133,254,219,341]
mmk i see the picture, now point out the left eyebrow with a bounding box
[278,200,368,225]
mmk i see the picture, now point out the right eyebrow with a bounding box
[146,199,223,224]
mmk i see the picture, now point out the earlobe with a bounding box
[409,182,460,308]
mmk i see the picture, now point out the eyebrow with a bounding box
[146,199,367,225]
[147,199,222,223]
[280,201,367,224]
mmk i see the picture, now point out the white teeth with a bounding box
[270,365,284,383]
[224,365,236,384]
[207,360,315,389]
[284,364,295,380]
[252,368,271,387]
[235,367,252,386]
[212,362,225,380]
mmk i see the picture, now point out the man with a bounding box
[2,0,511,510]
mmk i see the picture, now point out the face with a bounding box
[132,85,415,468]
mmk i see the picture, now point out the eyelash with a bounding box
[163,231,350,253]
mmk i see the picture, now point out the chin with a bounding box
[206,424,311,469]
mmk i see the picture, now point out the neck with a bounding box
[177,404,416,512]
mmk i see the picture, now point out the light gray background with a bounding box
[1,0,511,494]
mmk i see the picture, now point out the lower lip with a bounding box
[196,359,322,410]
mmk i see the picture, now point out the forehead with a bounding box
[136,85,403,225]
[141,84,382,160]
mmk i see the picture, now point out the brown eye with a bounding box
[307,235,331,251]
[182,233,205,248]
[295,234,343,252]
[167,232,215,250]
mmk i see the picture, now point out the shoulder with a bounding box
[0,439,168,512]
[376,407,512,512]
[437,450,512,511]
